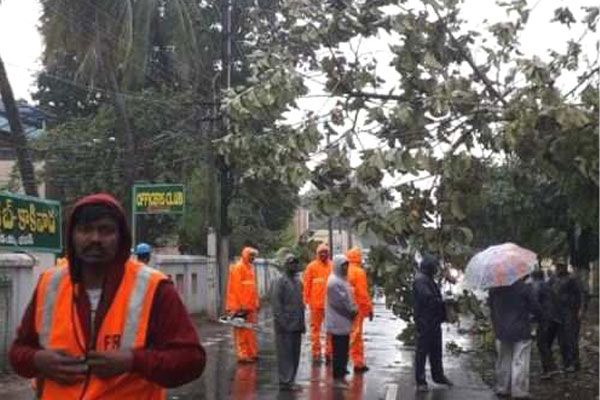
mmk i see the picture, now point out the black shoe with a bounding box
[354,365,370,373]
[433,376,454,386]
[416,383,429,392]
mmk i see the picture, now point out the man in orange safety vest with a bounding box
[9,193,205,399]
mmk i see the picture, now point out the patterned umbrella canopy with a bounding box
[464,243,537,289]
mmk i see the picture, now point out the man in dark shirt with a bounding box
[272,254,306,392]
[531,269,561,379]
[489,276,541,399]
[549,258,584,372]
[413,253,453,392]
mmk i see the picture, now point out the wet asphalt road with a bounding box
[169,301,497,400]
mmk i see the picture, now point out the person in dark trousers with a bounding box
[413,253,453,392]
[531,269,562,379]
[326,255,358,388]
[549,258,584,373]
[489,276,542,399]
[272,254,306,392]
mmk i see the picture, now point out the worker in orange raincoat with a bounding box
[303,244,333,364]
[347,247,373,372]
[226,247,260,363]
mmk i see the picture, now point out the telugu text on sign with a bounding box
[0,192,62,252]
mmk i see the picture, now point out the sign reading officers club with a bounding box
[133,184,185,215]
[0,192,62,252]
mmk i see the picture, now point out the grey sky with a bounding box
[0,0,595,101]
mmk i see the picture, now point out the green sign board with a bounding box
[133,184,185,214]
[0,192,62,252]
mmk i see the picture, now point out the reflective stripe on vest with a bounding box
[121,265,154,348]
[37,267,68,348]
[35,260,167,400]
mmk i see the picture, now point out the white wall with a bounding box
[152,255,280,319]
[0,253,36,347]
[152,254,220,319]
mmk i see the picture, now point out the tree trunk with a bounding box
[0,54,38,197]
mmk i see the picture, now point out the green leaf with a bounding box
[450,192,466,221]
[424,52,442,70]
[552,7,576,28]
[556,108,590,129]
[357,220,369,235]
[582,7,599,31]
[457,226,474,244]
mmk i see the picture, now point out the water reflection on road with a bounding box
[169,303,494,400]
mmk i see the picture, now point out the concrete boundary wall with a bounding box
[152,255,219,319]
[254,258,281,299]
[152,255,281,319]
[0,253,37,359]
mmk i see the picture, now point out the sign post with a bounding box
[0,192,62,253]
[131,184,185,246]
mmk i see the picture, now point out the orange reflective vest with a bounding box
[34,260,167,400]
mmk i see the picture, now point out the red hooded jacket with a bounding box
[9,193,206,388]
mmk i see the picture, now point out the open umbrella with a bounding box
[464,243,537,289]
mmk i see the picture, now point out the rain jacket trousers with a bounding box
[303,244,333,359]
[347,247,373,369]
[226,247,260,362]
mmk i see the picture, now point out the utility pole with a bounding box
[326,130,333,257]
[215,0,233,310]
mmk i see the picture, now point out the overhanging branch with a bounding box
[346,91,407,102]
[428,1,509,108]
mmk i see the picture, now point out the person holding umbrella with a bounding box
[465,243,542,399]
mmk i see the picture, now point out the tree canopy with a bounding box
[222,0,598,261]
